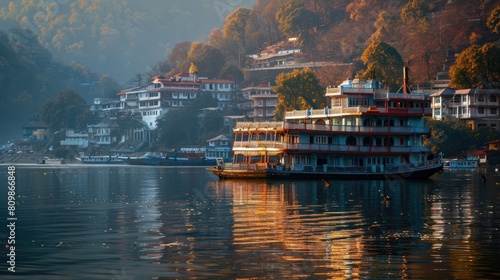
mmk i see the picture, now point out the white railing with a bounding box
[233,141,431,153]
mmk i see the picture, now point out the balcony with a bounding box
[232,141,430,154]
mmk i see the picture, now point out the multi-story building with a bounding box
[241,82,277,122]
[431,88,500,131]
[116,63,238,130]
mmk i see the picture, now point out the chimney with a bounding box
[403,66,409,94]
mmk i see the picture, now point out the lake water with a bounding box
[0,164,499,279]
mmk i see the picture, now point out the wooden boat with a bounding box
[208,76,444,180]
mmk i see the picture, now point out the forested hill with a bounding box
[0,28,120,144]
[0,0,255,83]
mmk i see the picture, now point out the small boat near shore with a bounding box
[208,75,444,180]
[37,157,65,164]
[76,155,125,164]
[443,158,479,168]
[124,151,217,166]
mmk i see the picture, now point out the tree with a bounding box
[361,41,404,91]
[40,89,88,131]
[424,117,500,157]
[182,42,226,79]
[272,68,325,120]
[155,94,219,148]
[276,0,321,49]
[222,7,252,67]
[401,0,430,33]
[218,64,244,83]
[449,43,500,89]
[487,5,500,35]
[168,41,192,68]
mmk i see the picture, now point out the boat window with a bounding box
[363,137,371,146]
[346,136,357,146]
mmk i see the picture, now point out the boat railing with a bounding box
[285,107,431,118]
[283,123,430,134]
[286,143,431,153]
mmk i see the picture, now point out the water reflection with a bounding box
[0,166,499,279]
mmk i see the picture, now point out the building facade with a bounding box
[431,88,500,131]
[241,82,277,122]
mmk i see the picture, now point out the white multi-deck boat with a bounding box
[208,76,444,180]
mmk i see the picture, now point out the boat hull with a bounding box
[208,163,444,180]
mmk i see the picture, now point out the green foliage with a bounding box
[272,68,325,120]
[219,64,244,83]
[450,43,500,89]
[424,118,500,157]
[40,89,88,131]
[0,28,119,142]
[155,94,220,148]
[361,41,404,91]
[54,146,75,159]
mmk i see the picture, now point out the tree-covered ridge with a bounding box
[2,0,498,87]
[0,0,255,82]
[0,28,120,143]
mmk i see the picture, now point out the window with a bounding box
[491,95,497,102]
[491,108,497,115]
[348,98,358,107]
[315,136,328,144]
[478,95,484,102]
[478,107,484,114]
[434,108,441,116]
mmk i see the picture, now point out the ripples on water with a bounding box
[0,165,499,279]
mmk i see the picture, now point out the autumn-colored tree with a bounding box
[223,7,252,67]
[177,42,226,79]
[449,43,500,89]
[168,41,192,69]
[272,68,325,120]
[401,0,430,33]
[361,41,404,90]
[276,0,321,49]
[487,5,500,35]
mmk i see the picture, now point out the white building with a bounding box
[205,134,232,160]
[60,129,89,148]
[115,63,238,130]
[241,82,277,122]
[431,88,500,131]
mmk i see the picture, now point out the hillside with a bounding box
[0,0,255,83]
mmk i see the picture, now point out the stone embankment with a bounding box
[0,153,77,164]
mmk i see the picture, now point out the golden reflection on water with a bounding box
[208,180,368,278]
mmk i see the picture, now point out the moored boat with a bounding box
[443,158,478,168]
[124,150,216,166]
[208,74,444,180]
[76,155,125,164]
[37,157,65,164]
